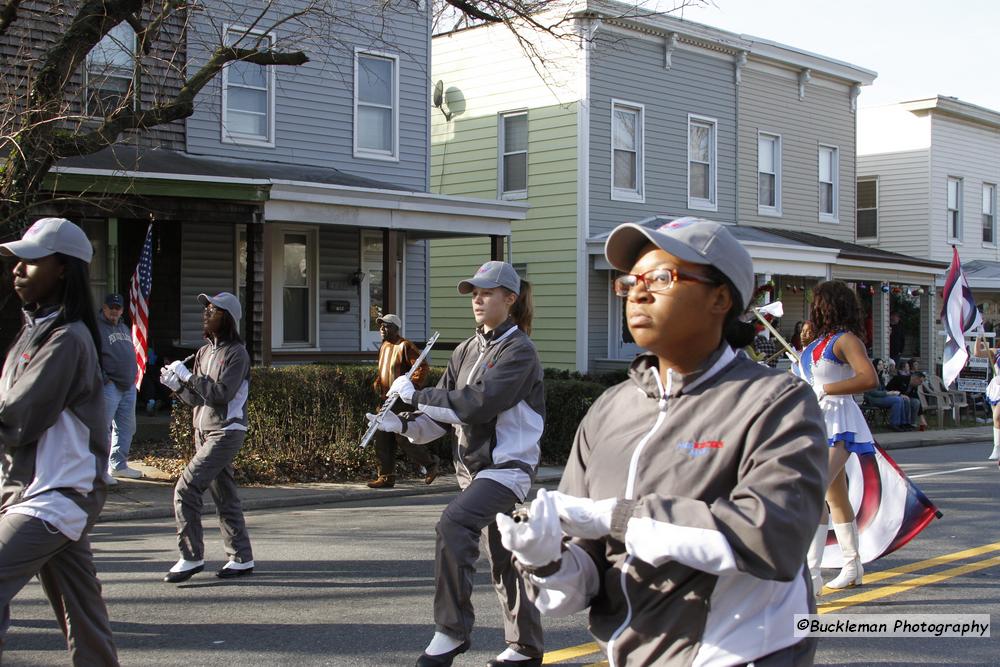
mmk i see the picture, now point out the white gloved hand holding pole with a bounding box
[549,491,618,540]
[496,488,563,568]
[160,369,182,392]
[366,410,403,434]
[164,360,192,384]
[388,375,416,405]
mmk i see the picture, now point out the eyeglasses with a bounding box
[204,305,222,315]
[613,267,719,297]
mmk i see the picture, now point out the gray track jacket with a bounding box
[401,320,544,500]
[524,345,827,667]
[0,310,108,541]
[176,339,250,432]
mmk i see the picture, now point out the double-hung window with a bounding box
[85,22,136,117]
[983,184,996,245]
[611,101,643,201]
[355,51,398,160]
[688,115,717,210]
[856,178,878,240]
[947,177,963,242]
[222,28,274,146]
[819,145,839,221]
[758,133,781,215]
[498,111,527,198]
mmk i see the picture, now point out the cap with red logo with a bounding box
[604,216,753,310]
[0,218,94,264]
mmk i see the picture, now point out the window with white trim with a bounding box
[688,116,716,209]
[499,111,527,198]
[948,177,963,242]
[609,277,642,360]
[85,22,135,117]
[856,178,878,240]
[612,102,643,201]
[272,229,317,348]
[355,52,398,159]
[819,145,838,221]
[222,28,274,145]
[983,183,996,245]
[758,133,781,215]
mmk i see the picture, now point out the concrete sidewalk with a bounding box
[101,425,994,523]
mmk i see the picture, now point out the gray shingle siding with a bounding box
[180,222,235,345]
[588,33,738,237]
[186,0,430,191]
[405,239,429,341]
[318,227,362,351]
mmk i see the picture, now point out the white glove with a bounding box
[165,360,185,375]
[173,364,192,383]
[496,488,563,568]
[388,376,416,405]
[549,491,618,540]
[366,411,403,434]
[160,369,182,392]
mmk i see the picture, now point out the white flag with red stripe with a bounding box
[940,246,981,389]
[130,224,154,389]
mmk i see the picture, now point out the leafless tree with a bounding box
[0,0,703,234]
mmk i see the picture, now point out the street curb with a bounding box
[877,435,992,450]
[98,470,565,523]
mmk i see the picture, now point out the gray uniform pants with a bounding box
[0,512,118,666]
[433,477,543,658]
[174,429,253,562]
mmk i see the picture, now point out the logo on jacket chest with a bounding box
[676,439,724,458]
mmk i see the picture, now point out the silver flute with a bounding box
[359,331,440,449]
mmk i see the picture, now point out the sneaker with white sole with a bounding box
[110,466,143,479]
[103,472,118,486]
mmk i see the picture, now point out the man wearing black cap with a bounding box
[368,313,437,489]
[98,293,141,481]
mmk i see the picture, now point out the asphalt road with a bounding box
[3,441,999,666]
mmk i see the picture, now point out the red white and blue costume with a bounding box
[796,332,875,455]
[986,351,1000,406]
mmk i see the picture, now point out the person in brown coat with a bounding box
[368,314,438,488]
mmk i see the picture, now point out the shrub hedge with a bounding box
[169,363,617,484]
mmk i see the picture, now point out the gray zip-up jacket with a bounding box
[97,313,137,389]
[0,309,109,541]
[176,339,250,432]
[523,345,827,667]
[401,320,544,500]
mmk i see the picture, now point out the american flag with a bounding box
[129,223,154,388]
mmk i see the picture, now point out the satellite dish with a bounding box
[433,80,444,109]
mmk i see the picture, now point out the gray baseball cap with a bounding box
[377,313,402,329]
[458,261,521,296]
[604,217,754,309]
[198,292,241,324]
[0,217,93,263]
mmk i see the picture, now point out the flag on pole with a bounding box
[129,224,154,389]
[940,246,982,389]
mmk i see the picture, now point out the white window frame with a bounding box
[221,25,276,148]
[607,276,642,361]
[818,144,839,223]
[353,49,400,162]
[270,226,319,350]
[687,114,717,211]
[983,183,996,247]
[856,177,879,241]
[84,21,137,118]
[757,132,781,217]
[235,225,248,339]
[947,177,963,243]
[611,100,644,203]
[497,110,528,200]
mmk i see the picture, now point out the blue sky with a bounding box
[665,0,999,111]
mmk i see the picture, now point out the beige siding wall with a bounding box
[738,64,857,242]
[856,149,931,258]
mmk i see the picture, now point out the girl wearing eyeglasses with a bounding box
[496,218,827,667]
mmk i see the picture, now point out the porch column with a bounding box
[921,288,935,374]
[261,223,274,367]
[246,214,264,365]
[490,235,505,262]
[872,287,890,361]
[383,230,400,316]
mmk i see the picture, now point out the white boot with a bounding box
[826,522,863,589]
[989,428,1000,461]
[806,525,828,597]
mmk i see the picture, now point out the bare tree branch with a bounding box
[0,0,23,38]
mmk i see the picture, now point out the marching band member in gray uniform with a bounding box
[0,218,119,665]
[160,292,254,583]
[498,218,828,667]
[368,261,545,667]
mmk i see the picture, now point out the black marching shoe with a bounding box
[415,640,471,667]
[163,564,203,583]
[486,658,542,667]
[216,565,254,579]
